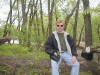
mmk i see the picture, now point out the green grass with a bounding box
[0,44,49,59]
[80,71,92,75]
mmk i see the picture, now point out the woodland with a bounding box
[0,0,100,75]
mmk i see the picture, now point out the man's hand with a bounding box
[72,56,77,63]
[54,52,60,56]
[54,52,58,56]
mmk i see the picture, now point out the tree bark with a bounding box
[97,24,100,41]
[82,0,92,47]
[54,5,58,21]
[40,0,45,36]
[3,0,16,37]
[20,0,27,45]
[10,0,12,24]
[7,0,13,36]
[64,4,76,30]
[48,0,55,35]
[17,0,21,30]
[36,12,40,36]
[73,0,80,43]
[21,0,27,32]
[28,0,38,47]
[77,25,85,46]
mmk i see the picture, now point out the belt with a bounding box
[61,51,65,53]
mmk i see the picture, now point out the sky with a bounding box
[0,0,10,24]
[0,0,100,26]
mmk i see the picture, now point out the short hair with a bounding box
[56,20,65,25]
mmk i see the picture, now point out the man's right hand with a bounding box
[54,52,58,56]
[54,52,60,56]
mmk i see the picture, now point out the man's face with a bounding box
[56,22,64,33]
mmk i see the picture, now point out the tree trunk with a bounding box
[55,5,58,21]
[17,0,21,30]
[7,0,13,36]
[21,0,28,45]
[64,4,76,30]
[10,0,12,25]
[40,0,45,36]
[97,24,100,41]
[28,0,38,47]
[28,0,34,47]
[77,25,84,46]
[3,0,16,37]
[82,0,92,47]
[21,0,27,31]
[48,0,55,35]
[36,12,40,36]
[73,0,80,43]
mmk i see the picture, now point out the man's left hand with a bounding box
[72,56,77,63]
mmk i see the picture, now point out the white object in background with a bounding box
[85,47,90,53]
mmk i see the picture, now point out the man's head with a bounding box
[56,20,65,33]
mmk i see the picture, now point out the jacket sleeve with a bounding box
[68,35,78,56]
[44,34,56,55]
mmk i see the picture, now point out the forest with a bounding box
[0,0,100,75]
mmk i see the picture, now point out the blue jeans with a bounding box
[51,51,80,75]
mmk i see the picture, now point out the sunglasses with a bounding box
[57,25,64,27]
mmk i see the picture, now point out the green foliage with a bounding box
[0,44,32,57]
[80,71,92,75]
[83,7,91,15]
[67,13,84,39]
[0,26,4,36]
[0,44,49,58]
[92,15,100,43]
[40,67,51,74]
[29,44,49,59]
[0,66,13,75]
[0,43,49,74]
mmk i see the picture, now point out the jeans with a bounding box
[51,51,80,75]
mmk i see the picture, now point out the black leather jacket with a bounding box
[44,33,78,61]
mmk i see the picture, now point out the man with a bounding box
[44,20,80,75]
